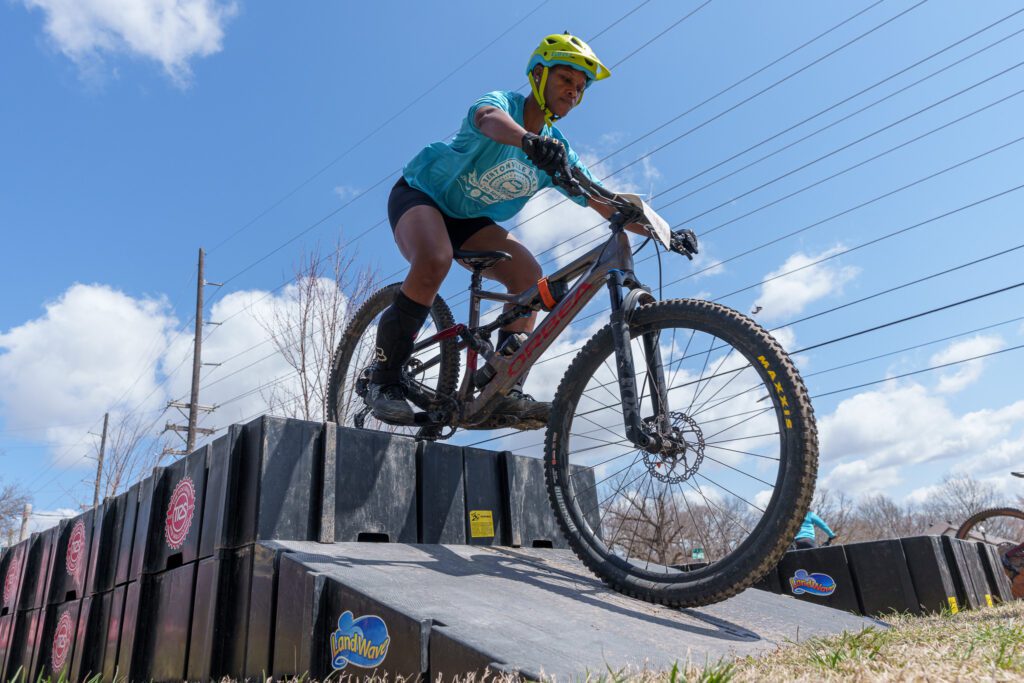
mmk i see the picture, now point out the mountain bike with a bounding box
[327,168,818,607]
[956,472,1024,583]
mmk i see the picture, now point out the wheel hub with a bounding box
[641,412,705,483]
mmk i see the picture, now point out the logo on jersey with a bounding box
[165,477,196,550]
[51,610,73,672]
[66,519,86,578]
[330,611,390,670]
[459,159,538,205]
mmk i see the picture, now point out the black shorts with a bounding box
[387,177,494,250]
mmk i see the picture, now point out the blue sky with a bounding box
[1,0,1022,527]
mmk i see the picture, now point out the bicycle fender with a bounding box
[622,286,656,322]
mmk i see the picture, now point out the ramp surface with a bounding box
[267,540,879,678]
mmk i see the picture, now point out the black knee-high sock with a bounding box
[371,290,431,385]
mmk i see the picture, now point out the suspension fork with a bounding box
[607,270,669,450]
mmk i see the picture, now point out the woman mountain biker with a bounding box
[366,32,650,426]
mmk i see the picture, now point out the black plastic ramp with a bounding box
[266,541,878,680]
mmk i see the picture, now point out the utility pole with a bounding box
[92,412,108,508]
[19,503,31,541]
[163,248,219,458]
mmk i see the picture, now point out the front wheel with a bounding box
[545,298,818,607]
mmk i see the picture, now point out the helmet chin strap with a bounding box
[531,66,558,126]
[531,66,587,127]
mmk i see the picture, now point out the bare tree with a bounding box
[920,474,1006,527]
[853,494,924,542]
[811,487,857,541]
[259,238,377,422]
[0,477,30,545]
[99,411,164,499]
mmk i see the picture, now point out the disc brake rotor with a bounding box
[641,411,705,484]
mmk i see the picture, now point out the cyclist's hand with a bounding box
[522,132,571,180]
[670,228,699,259]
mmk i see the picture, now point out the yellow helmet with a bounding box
[527,32,610,125]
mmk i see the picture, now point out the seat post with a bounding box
[468,269,483,329]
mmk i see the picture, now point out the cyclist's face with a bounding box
[539,65,588,117]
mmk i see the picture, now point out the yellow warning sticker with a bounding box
[469,510,494,538]
[948,596,959,614]
[985,594,994,608]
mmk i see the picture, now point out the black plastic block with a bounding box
[900,536,958,614]
[18,527,57,612]
[71,592,110,682]
[116,581,141,680]
[941,536,987,610]
[0,613,11,681]
[233,416,324,546]
[272,553,317,678]
[200,425,244,557]
[36,599,82,681]
[1,540,27,616]
[5,608,42,680]
[128,471,162,582]
[115,484,141,586]
[777,545,861,613]
[144,446,208,574]
[418,441,466,544]
[845,539,921,617]
[187,546,254,681]
[102,584,128,681]
[333,427,417,543]
[977,542,1014,604]
[48,510,94,605]
[429,627,506,682]
[751,566,782,594]
[503,451,565,548]
[87,497,124,596]
[245,543,278,678]
[463,447,508,546]
[132,563,198,682]
[309,573,429,680]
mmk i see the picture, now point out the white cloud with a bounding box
[818,379,1024,496]
[753,246,860,321]
[334,185,361,202]
[928,334,1005,394]
[0,278,352,469]
[0,284,176,464]
[21,0,238,85]
[25,508,78,534]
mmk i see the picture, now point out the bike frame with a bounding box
[413,214,671,449]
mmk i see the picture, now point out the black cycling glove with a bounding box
[670,228,699,260]
[522,132,571,179]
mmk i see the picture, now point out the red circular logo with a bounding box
[65,519,86,578]
[3,552,21,605]
[51,610,73,672]
[165,477,196,550]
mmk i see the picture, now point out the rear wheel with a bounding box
[545,298,817,607]
[327,283,460,437]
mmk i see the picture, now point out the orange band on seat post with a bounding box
[538,277,558,310]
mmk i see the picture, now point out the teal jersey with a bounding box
[795,511,836,541]
[402,90,599,221]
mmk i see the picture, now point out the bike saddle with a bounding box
[453,248,512,270]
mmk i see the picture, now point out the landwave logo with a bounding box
[330,611,390,670]
[789,568,836,596]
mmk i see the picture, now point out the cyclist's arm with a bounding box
[474,106,529,147]
[810,512,837,538]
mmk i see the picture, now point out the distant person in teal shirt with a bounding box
[794,511,836,550]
